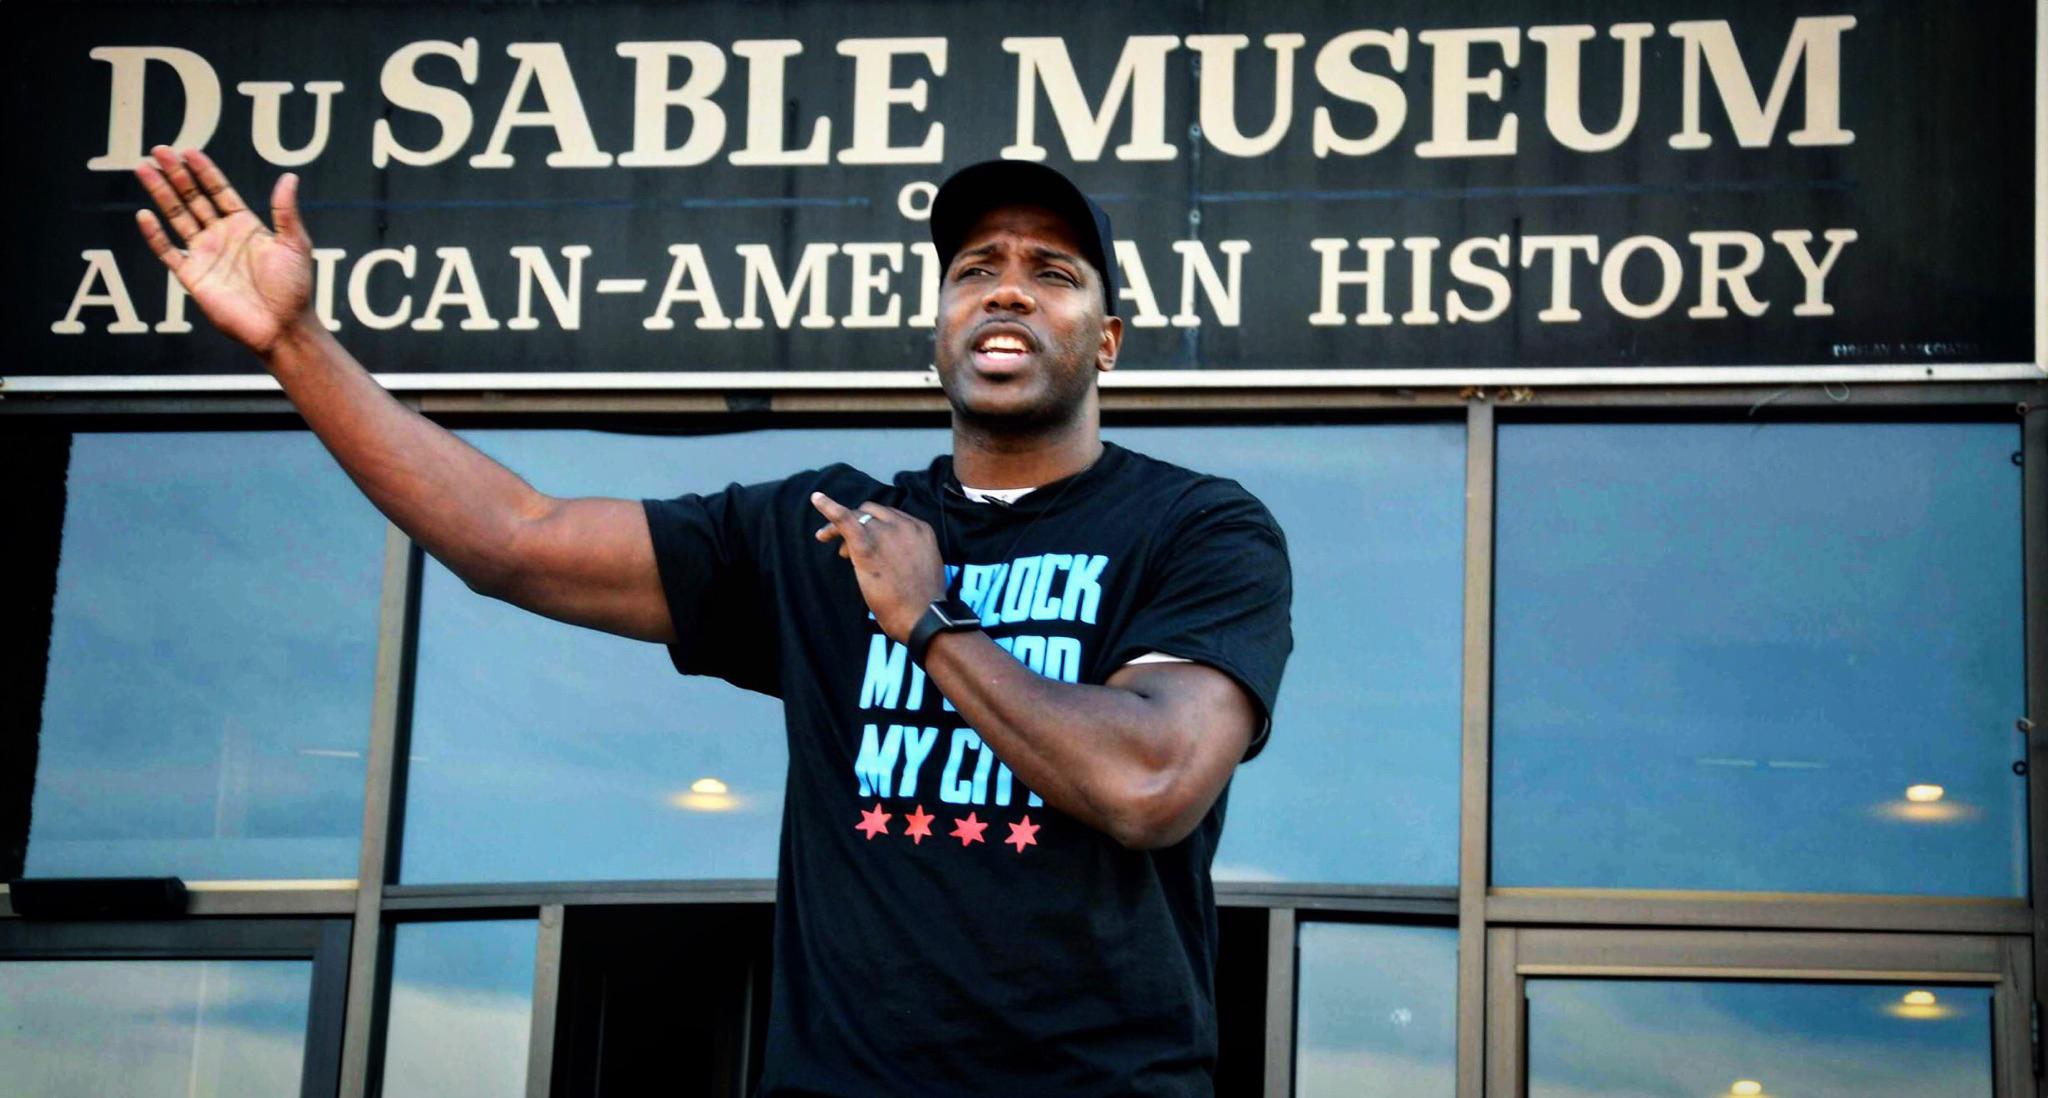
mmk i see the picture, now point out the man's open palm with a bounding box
[135,146,313,355]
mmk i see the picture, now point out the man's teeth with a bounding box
[977,334,1028,355]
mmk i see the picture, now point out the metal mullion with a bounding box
[1490,381,2041,411]
[1482,927,1520,1098]
[525,904,565,1098]
[302,920,354,1098]
[1261,907,1296,1098]
[9,365,2045,397]
[2025,405,2047,1058]
[1993,937,2033,1098]
[420,393,732,416]
[1219,882,1454,907]
[8,381,2045,423]
[2037,0,2046,378]
[1456,398,1495,1098]
[0,917,333,957]
[1487,890,2031,935]
[1511,928,2006,976]
[382,879,778,910]
[1219,894,1457,919]
[0,395,300,417]
[338,519,421,1098]
[0,881,357,919]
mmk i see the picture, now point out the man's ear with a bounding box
[1097,314,1124,373]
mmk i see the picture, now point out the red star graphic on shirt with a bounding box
[855,803,892,840]
[903,805,935,845]
[1005,815,1041,853]
[950,812,988,846]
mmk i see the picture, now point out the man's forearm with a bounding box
[261,314,549,592]
[919,631,1198,848]
[807,493,1255,848]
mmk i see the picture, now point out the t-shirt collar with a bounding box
[931,440,1127,515]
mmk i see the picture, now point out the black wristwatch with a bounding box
[907,597,982,665]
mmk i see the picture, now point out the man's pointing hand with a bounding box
[134,146,314,357]
[811,493,948,643]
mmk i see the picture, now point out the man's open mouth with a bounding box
[971,327,1037,366]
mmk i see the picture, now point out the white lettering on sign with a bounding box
[1306,229,1856,328]
[46,225,1856,338]
[85,20,1859,173]
[1000,35,1181,162]
[87,47,220,171]
[45,17,1895,361]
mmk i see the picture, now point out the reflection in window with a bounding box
[1493,423,2026,895]
[1527,979,1993,1097]
[17,432,384,880]
[1293,922,1456,1097]
[0,959,312,1095]
[380,919,536,1098]
[400,429,947,883]
[1111,425,1465,885]
[400,425,1463,885]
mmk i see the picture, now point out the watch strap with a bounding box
[907,598,982,665]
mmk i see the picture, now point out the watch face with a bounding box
[936,599,980,628]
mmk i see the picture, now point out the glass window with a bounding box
[1111,425,1465,885]
[1526,978,1994,1097]
[380,919,536,1098]
[1293,921,1457,1097]
[400,424,1463,885]
[1493,422,2026,895]
[400,429,947,883]
[16,431,385,880]
[0,959,313,1095]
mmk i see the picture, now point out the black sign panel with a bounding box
[9,0,2039,386]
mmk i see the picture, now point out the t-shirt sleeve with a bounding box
[641,477,787,697]
[1103,484,1294,762]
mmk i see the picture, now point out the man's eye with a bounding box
[956,266,989,280]
[1043,270,1077,285]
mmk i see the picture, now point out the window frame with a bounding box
[1485,411,2032,900]
[1485,926,2033,1098]
[363,910,558,1098]
[0,916,353,1098]
[1,380,2041,1098]
[1287,912,1464,1098]
[390,416,1473,890]
[1,420,393,888]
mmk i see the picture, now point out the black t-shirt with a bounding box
[642,440,1293,1098]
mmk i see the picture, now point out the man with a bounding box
[133,148,1293,1095]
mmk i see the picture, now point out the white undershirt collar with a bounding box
[958,483,1038,505]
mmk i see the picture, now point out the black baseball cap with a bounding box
[929,160,1119,316]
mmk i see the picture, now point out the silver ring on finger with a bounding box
[857,512,875,526]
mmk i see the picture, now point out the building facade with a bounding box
[4,2,2046,1095]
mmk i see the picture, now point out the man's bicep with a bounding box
[1105,503,1293,758]
[497,495,678,644]
[1109,659,1260,751]
[1105,660,1258,824]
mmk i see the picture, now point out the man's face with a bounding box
[934,204,1122,428]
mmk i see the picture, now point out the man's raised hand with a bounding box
[811,493,949,643]
[135,146,314,356]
